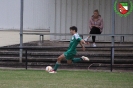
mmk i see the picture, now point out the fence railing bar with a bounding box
[0,46,133,49]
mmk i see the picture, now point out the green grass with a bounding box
[0,70,133,88]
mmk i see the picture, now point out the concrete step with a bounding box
[0,55,133,61]
[0,51,133,56]
[0,41,133,70]
[0,57,133,64]
[2,47,133,51]
[0,62,132,70]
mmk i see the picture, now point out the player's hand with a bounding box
[87,41,90,45]
[82,46,86,51]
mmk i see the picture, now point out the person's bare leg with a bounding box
[67,60,72,64]
[53,54,65,71]
[57,54,65,63]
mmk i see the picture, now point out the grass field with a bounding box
[0,69,133,88]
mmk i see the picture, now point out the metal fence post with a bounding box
[111,47,113,72]
[25,50,28,70]
[19,0,24,63]
[42,35,44,43]
[111,0,115,64]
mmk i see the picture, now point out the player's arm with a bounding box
[75,35,87,51]
[80,39,86,51]
[80,39,86,44]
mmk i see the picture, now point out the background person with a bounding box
[84,9,103,47]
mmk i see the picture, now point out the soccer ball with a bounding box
[45,66,53,72]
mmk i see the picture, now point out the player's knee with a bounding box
[67,62,72,65]
[57,54,64,62]
[67,60,72,64]
[57,57,62,62]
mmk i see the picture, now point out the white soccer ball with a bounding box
[45,66,53,72]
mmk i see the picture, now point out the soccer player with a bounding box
[49,26,89,73]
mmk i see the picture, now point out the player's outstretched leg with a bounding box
[72,56,89,63]
[49,54,65,73]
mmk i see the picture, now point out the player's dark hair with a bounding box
[70,26,78,32]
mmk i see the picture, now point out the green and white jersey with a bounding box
[66,33,81,54]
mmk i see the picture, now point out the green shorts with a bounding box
[64,52,76,60]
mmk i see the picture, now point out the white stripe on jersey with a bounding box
[74,33,80,40]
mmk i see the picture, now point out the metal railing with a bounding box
[23,33,133,43]
[0,46,133,72]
